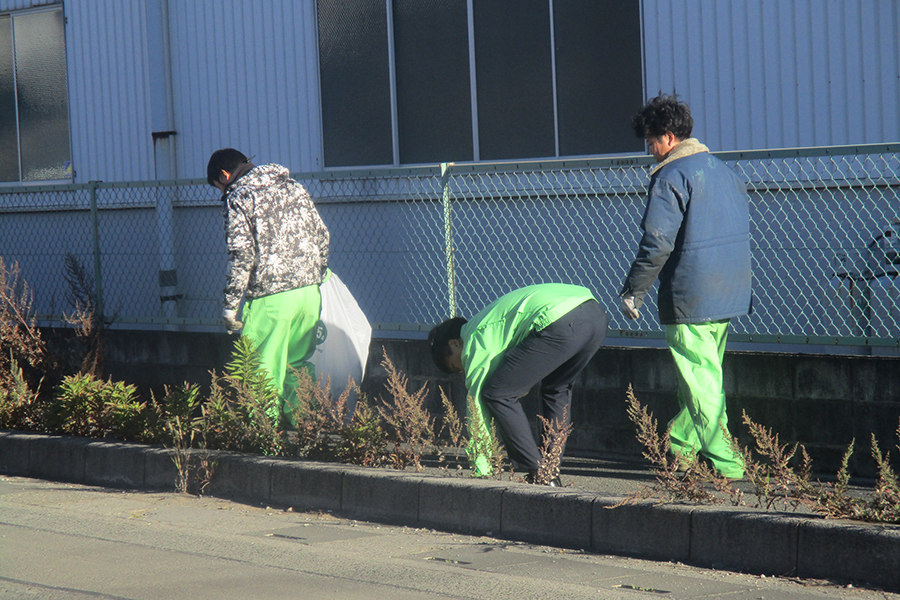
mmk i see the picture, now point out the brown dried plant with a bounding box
[619,384,724,505]
[434,386,467,475]
[0,258,44,374]
[734,410,814,511]
[465,394,506,478]
[377,349,434,471]
[335,395,388,467]
[289,367,347,460]
[533,406,574,486]
[61,253,105,377]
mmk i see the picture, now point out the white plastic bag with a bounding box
[309,271,372,415]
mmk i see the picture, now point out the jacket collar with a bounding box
[650,138,709,175]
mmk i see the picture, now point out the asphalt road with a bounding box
[2,476,895,600]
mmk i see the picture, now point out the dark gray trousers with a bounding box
[480,300,609,471]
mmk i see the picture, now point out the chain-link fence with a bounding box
[1,143,898,348]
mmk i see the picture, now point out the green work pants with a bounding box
[665,320,744,479]
[242,284,321,424]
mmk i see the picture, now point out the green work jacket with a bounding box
[460,283,596,475]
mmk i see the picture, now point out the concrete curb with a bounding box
[1,431,898,591]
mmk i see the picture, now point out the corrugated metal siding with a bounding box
[167,0,322,176]
[0,0,57,11]
[3,0,321,182]
[643,0,900,151]
[5,1,898,180]
[63,1,154,182]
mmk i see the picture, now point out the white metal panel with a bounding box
[0,1,58,11]
[167,0,322,178]
[642,0,900,151]
[63,0,154,182]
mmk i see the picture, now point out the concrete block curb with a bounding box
[2,431,899,592]
[592,498,692,561]
[206,452,272,503]
[0,432,40,475]
[143,446,179,491]
[418,476,508,535]
[690,506,804,576]
[798,518,900,589]
[85,441,146,489]
[342,468,424,525]
[501,486,595,549]
[269,459,344,511]
[30,435,89,483]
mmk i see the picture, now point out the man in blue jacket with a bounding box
[619,95,751,480]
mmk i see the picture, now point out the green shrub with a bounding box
[198,336,283,455]
[51,373,143,440]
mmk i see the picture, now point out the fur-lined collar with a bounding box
[650,138,709,175]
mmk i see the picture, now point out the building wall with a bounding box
[643,0,900,151]
[2,0,898,183]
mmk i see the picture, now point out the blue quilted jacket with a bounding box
[621,140,752,324]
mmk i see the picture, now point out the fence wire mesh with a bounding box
[0,144,898,348]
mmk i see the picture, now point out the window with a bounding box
[316,0,643,168]
[0,7,72,183]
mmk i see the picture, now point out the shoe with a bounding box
[525,469,562,487]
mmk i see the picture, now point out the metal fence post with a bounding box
[440,162,457,317]
[89,181,105,321]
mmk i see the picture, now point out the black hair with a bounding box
[428,316,468,373]
[206,148,249,187]
[631,94,693,140]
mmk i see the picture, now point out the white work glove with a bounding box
[620,295,642,320]
[222,308,243,334]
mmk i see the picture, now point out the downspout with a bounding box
[145,0,179,322]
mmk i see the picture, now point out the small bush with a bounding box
[0,356,44,431]
[621,384,725,505]
[377,349,434,471]
[198,336,283,456]
[51,373,144,440]
[465,395,506,478]
[533,406,573,485]
[335,396,388,467]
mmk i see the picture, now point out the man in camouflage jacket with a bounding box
[207,148,330,422]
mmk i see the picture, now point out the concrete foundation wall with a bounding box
[100,330,900,479]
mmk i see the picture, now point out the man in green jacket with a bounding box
[429,284,608,483]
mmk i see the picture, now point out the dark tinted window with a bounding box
[473,1,555,160]
[0,15,17,182]
[393,0,472,164]
[554,0,644,155]
[317,0,393,167]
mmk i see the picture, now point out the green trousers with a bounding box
[242,284,321,424]
[665,320,744,479]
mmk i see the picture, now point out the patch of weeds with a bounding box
[198,336,284,456]
[465,395,507,478]
[376,349,434,471]
[733,410,813,511]
[532,406,574,486]
[619,384,728,505]
[0,258,47,429]
[0,356,44,431]
[335,395,388,467]
[434,387,467,475]
[51,373,144,440]
[855,431,900,523]
[288,368,347,461]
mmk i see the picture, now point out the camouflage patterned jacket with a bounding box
[222,164,330,311]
